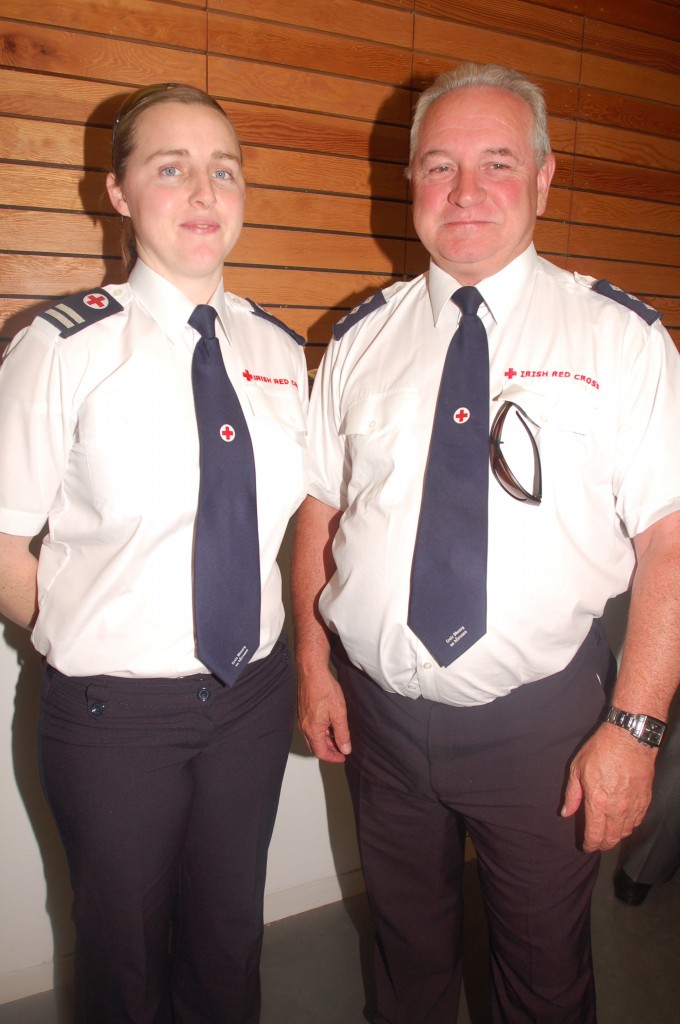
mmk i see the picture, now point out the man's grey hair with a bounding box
[406,62,552,178]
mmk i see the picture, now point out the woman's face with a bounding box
[107,101,245,302]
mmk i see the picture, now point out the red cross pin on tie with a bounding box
[189,304,261,686]
[408,286,489,665]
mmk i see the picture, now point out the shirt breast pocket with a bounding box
[497,385,595,498]
[245,386,306,446]
[76,388,197,517]
[340,390,421,505]
[245,387,308,509]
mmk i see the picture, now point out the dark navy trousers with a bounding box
[38,641,295,1024]
[334,625,615,1024]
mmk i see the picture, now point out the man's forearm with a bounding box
[291,495,341,670]
[292,495,351,760]
[0,532,39,629]
[611,510,680,723]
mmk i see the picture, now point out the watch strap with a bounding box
[604,705,667,748]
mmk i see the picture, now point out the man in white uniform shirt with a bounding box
[292,63,680,1024]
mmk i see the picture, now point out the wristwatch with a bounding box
[604,706,667,748]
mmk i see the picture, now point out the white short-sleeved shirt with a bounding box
[0,261,308,677]
[307,245,680,706]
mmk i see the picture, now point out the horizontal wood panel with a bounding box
[574,122,680,172]
[1,164,109,213]
[0,20,204,85]
[0,68,121,125]
[583,0,680,42]
[581,52,680,106]
[415,0,583,47]
[582,19,680,75]
[570,191,680,236]
[245,189,408,238]
[577,86,680,140]
[0,0,206,48]
[208,57,413,124]
[567,224,680,266]
[244,146,408,200]
[1,1,677,374]
[562,256,680,295]
[226,103,409,163]
[0,116,93,166]
[528,0,585,13]
[644,296,680,325]
[207,12,412,86]
[0,210,117,257]
[571,157,680,206]
[414,13,582,81]
[209,0,414,47]
[0,255,401,311]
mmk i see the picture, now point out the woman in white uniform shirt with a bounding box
[0,84,308,1023]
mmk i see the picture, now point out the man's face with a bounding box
[410,86,555,284]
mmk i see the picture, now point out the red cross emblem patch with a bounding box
[84,292,109,309]
[220,424,236,443]
[453,407,470,424]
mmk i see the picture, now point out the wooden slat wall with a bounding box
[1,0,678,368]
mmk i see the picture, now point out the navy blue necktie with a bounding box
[408,286,489,665]
[190,304,260,686]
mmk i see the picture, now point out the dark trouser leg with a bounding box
[337,649,465,1024]
[37,643,294,1024]
[428,629,611,1023]
[336,625,613,1024]
[171,646,295,1024]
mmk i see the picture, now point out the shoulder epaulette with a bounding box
[333,290,387,340]
[38,289,124,337]
[247,300,305,346]
[591,279,662,326]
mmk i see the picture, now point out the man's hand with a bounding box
[562,511,680,851]
[298,665,351,763]
[561,723,656,851]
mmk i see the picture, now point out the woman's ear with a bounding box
[106,172,129,217]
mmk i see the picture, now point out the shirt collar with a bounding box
[427,244,538,328]
[128,261,230,345]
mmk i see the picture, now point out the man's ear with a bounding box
[536,153,556,217]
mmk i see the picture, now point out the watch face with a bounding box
[606,707,666,747]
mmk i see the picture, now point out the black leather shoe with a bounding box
[614,869,652,906]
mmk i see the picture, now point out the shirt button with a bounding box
[89,701,105,717]
[368,419,377,429]
[423,661,433,670]
[197,687,210,702]
[407,681,418,692]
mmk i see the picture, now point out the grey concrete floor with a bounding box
[1,846,678,1023]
